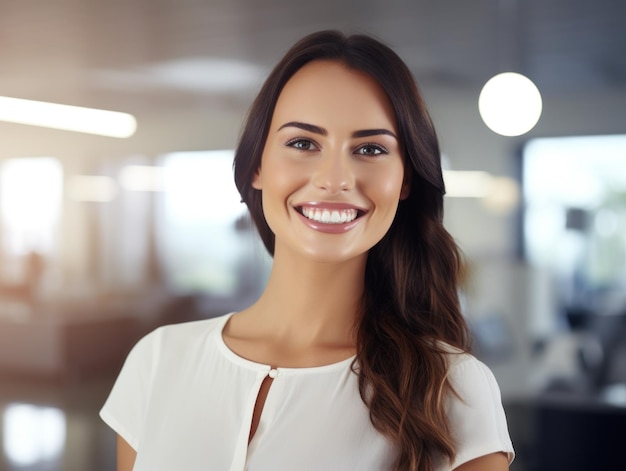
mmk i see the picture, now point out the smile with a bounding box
[301,207,358,224]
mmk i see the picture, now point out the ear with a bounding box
[251,167,262,190]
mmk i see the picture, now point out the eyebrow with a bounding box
[278,121,327,135]
[277,121,397,140]
[352,129,397,139]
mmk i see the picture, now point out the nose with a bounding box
[311,151,354,194]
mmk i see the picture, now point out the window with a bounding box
[522,135,626,313]
[0,158,62,284]
[157,150,270,304]
[0,158,63,257]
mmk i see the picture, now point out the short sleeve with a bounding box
[444,355,515,469]
[99,328,161,451]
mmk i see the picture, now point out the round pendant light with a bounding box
[479,72,542,137]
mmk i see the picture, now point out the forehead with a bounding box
[271,60,397,132]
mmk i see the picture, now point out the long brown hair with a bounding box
[233,30,470,471]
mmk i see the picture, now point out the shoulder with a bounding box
[147,312,231,341]
[435,342,499,393]
[100,313,235,451]
[448,352,496,387]
[130,313,232,361]
[437,344,515,469]
[440,345,505,418]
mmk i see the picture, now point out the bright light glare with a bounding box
[162,150,244,223]
[3,403,66,466]
[479,72,542,136]
[0,96,137,138]
[523,134,626,269]
[523,135,626,207]
[67,175,117,202]
[159,150,250,294]
[0,158,62,254]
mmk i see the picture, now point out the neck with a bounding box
[248,246,367,347]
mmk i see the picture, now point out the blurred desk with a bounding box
[527,389,626,471]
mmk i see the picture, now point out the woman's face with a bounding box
[253,60,409,263]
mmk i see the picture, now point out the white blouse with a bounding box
[100,313,514,470]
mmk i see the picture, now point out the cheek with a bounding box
[365,166,406,202]
[381,177,405,198]
[266,165,296,193]
[259,155,307,204]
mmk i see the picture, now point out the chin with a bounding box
[298,246,370,265]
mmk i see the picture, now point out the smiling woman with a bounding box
[100,30,514,471]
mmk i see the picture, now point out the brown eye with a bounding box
[355,144,387,156]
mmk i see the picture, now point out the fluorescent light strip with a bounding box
[0,96,137,138]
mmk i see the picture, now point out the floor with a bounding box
[0,373,118,471]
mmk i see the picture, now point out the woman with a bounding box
[101,30,514,471]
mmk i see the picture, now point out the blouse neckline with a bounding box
[213,312,357,376]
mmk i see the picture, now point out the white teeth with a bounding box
[301,207,358,224]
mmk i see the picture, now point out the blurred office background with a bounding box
[1,0,625,470]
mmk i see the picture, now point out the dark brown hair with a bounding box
[234,30,470,471]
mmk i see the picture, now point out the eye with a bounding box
[354,143,388,157]
[286,138,318,151]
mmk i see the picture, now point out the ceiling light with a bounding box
[0,96,137,138]
[478,72,542,136]
[94,58,264,93]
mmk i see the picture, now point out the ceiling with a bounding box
[0,0,625,145]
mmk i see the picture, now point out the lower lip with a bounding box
[296,211,363,234]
